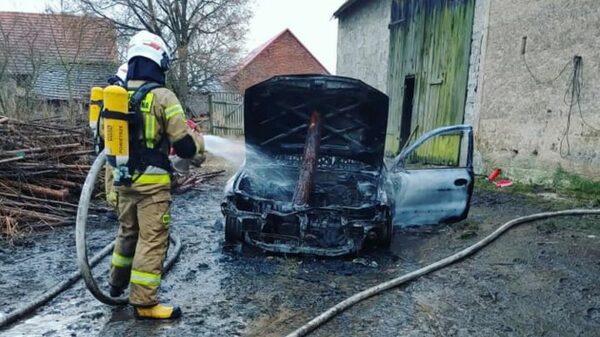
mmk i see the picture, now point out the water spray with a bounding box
[203,135,246,167]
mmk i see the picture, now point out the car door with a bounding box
[386,125,474,227]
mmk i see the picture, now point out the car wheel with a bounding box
[224,216,242,243]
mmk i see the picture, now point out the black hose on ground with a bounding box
[283,209,600,337]
[0,152,182,329]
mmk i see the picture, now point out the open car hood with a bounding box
[244,75,389,168]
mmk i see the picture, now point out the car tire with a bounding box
[224,216,242,243]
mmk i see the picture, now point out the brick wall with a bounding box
[228,30,329,93]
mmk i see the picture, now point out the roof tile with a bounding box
[0,12,117,67]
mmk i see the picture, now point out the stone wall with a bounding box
[475,0,600,183]
[336,0,392,93]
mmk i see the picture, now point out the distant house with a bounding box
[335,0,600,184]
[224,29,330,93]
[0,12,117,102]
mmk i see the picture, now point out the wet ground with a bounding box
[1,156,599,337]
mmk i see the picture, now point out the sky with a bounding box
[0,0,347,73]
[245,0,346,73]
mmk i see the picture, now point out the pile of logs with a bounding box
[0,115,226,239]
[0,115,103,237]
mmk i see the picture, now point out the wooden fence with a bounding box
[208,91,244,136]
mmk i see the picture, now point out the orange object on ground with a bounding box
[495,179,513,188]
[488,168,502,181]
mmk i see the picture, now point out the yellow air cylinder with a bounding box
[103,85,130,169]
[88,87,103,131]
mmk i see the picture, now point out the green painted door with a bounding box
[386,0,475,165]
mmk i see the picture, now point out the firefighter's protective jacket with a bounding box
[113,80,204,194]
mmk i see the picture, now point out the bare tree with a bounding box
[46,13,117,115]
[67,0,252,103]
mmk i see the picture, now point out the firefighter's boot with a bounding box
[134,304,182,320]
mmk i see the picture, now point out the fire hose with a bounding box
[75,151,182,305]
[284,209,600,337]
[0,151,182,329]
[0,153,597,333]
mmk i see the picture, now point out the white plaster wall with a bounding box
[336,0,392,93]
[475,0,600,183]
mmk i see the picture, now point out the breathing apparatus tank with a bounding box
[88,87,103,132]
[89,87,104,154]
[102,85,131,184]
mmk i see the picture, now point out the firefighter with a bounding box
[105,30,203,320]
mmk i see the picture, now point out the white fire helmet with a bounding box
[115,63,128,82]
[127,30,171,71]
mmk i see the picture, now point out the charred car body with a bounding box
[222,75,474,256]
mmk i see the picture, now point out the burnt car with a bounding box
[221,75,474,256]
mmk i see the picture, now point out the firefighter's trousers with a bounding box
[109,189,172,306]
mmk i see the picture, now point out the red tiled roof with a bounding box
[0,11,117,71]
[224,28,330,83]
